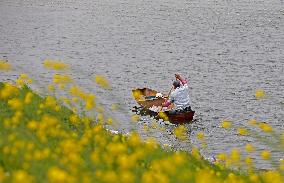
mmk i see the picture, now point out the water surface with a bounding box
[0,0,283,168]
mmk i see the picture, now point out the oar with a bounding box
[166,86,173,98]
[158,86,173,113]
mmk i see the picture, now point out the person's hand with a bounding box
[175,74,181,79]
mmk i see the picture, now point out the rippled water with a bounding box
[0,0,283,168]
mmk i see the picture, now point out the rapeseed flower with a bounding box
[238,127,248,136]
[197,132,205,140]
[120,171,135,183]
[94,75,110,89]
[248,119,258,126]
[12,170,34,183]
[255,89,265,98]
[70,114,80,125]
[230,148,240,165]
[258,122,273,133]
[191,147,201,159]
[261,150,270,160]
[0,83,19,99]
[0,60,12,71]
[174,125,187,140]
[245,156,253,167]
[8,98,23,110]
[24,92,33,104]
[47,166,72,183]
[221,120,231,129]
[16,74,32,87]
[245,144,255,152]
[44,60,69,70]
[53,74,72,84]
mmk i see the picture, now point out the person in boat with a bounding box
[162,74,191,113]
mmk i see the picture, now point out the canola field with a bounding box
[0,60,283,183]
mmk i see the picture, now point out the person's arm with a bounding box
[175,74,187,85]
[162,100,171,107]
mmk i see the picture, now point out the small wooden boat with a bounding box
[132,88,195,124]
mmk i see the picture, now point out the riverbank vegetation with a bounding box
[0,60,283,182]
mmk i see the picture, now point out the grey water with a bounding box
[0,0,283,169]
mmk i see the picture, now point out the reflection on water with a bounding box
[0,0,283,168]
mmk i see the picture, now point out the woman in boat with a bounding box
[162,74,191,114]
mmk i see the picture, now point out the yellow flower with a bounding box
[142,172,155,183]
[191,147,201,159]
[255,89,265,98]
[16,74,32,87]
[0,60,12,71]
[0,167,5,182]
[70,114,80,125]
[54,105,61,111]
[258,122,273,133]
[245,156,253,166]
[0,83,19,99]
[85,94,96,111]
[245,144,255,152]
[53,74,72,84]
[20,73,28,80]
[107,118,113,125]
[102,171,117,183]
[248,119,258,126]
[128,132,141,147]
[107,142,127,156]
[8,98,23,110]
[197,132,204,140]
[216,153,227,161]
[117,155,136,170]
[47,166,70,183]
[249,174,259,182]
[24,92,33,104]
[58,83,66,90]
[94,75,110,89]
[27,120,38,130]
[230,148,240,164]
[237,127,248,136]
[261,171,283,183]
[91,151,101,165]
[72,97,79,103]
[174,125,187,140]
[48,84,55,92]
[69,86,80,96]
[221,120,231,129]
[261,150,270,160]
[195,169,218,183]
[279,159,284,171]
[111,103,119,110]
[12,170,33,183]
[43,59,69,70]
[16,79,24,87]
[44,96,57,108]
[131,115,140,122]
[120,171,135,183]
[145,138,158,150]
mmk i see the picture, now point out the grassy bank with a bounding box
[0,82,282,183]
[0,59,283,182]
[0,82,241,182]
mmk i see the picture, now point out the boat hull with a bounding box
[165,111,195,124]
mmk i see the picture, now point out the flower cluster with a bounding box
[0,60,283,183]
